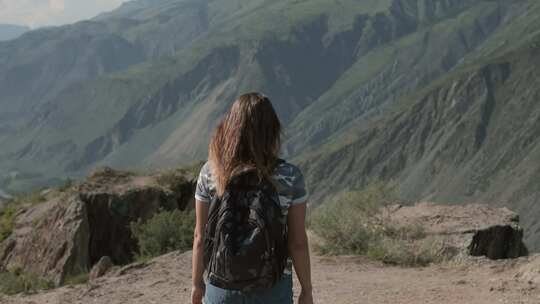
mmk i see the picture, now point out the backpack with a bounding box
[203,166,288,292]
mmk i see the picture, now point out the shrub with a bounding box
[0,189,48,242]
[11,189,46,206]
[0,204,18,242]
[57,178,75,192]
[131,209,196,260]
[310,183,448,266]
[0,268,54,295]
[367,236,447,266]
[63,272,89,286]
[309,182,395,255]
[62,263,89,286]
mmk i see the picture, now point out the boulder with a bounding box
[0,195,89,286]
[385,202,528,260]
[89,256,114,280]
[0,167,196,285]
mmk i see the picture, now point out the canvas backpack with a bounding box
[203,167,288,292]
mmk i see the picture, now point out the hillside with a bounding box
[0,0,525,177]
[2,0,540,248]
[298,22,540,249]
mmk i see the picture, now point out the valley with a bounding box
[1,0,540,247]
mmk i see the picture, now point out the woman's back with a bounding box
[190,92,313,304]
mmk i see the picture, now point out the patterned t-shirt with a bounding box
[195,160,308,214]
[194,160,308,275]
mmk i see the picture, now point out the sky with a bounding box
[0,0,131,28]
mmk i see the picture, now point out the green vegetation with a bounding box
[56,178,75,193]
[130,209,196,260]
[0,203,18,242]
[1,0,534,196]
[1,0,540,251]
[0,267,54,295]
[61,263,89,287]
[310,183,448,266]
[10,190,46,206]
[0,189,49,242]
[63,272,89,286]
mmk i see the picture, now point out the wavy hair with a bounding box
[208,92,281,197]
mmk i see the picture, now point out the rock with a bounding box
[89,256,113,280]
[0,195,90,286]
[114,260,149,277]
[385,202,528,260]
[0,167,196,285]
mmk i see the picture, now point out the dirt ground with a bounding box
[2,250,539,304]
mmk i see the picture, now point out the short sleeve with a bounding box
[194,162,211,204]
[290,168,308,205]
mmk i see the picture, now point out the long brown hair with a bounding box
[208,92,281,197]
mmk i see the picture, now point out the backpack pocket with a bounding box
[209,219,275,291]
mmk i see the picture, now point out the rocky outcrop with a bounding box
[89,256,114,281]
[0,195,89,285]
[0,167,196,285]
[385,203,528,260]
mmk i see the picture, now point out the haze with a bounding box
[0,0,129,28]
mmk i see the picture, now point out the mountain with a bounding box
[296,3,540,248]
[2,0,540,248]
[299,43,540,248]
[0,24,29,41]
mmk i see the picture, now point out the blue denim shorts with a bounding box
[203,274,293,304]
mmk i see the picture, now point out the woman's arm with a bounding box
[288,202,314,304]
[191,200,209,304]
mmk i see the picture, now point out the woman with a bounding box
[191,92,314,304]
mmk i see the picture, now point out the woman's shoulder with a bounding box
[272,159,308,206]
[199,159,304,184]
[198,161,214,179]
[274,159,302,175]
[198,161,212,183]
[272,159,304,186]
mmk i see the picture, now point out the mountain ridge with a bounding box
[2,0,540,248]
[298,35,540,247]
[0,24,29,41]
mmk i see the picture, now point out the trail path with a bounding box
[2,250,539,304]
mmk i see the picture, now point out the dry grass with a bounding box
[309,183,450,266]
[0,267,54,295]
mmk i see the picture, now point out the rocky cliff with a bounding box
[0,167,196,285]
